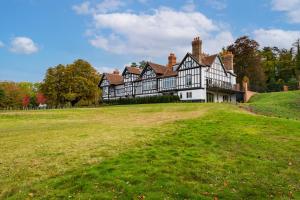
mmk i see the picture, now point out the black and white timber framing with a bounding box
[99,37,241,103]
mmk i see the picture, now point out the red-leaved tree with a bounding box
[22,95,30,108]
[36,93,47,104]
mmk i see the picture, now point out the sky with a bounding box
[0,0,300,82]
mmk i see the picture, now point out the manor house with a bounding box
[99,37,240,102]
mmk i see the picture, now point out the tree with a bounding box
[0,82,24,109]
[0,88,5,108]
[277,48,296,82]
[131,62,138,67]
[22,95,30,109]
[36,93,47,105]
[293,39,300,79]
[139,61,147,69]
[41,59,100,107]
[227,36,266,92]
[41,64,68,107]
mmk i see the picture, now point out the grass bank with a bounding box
[247,90,300,120]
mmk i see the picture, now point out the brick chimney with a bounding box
[222,51,234,71]
[192,37,203,62]
[167,53,177,68]
[113,69,119,74]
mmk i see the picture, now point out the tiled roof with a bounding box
[126,67,142,75]
[148,62,167,74]
[162,66,178,77]
[202,54,217,66]
[105,73,124,85]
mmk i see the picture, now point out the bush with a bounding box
[287,78,299,91]
[103,95,180,105]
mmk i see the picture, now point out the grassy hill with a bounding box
[0,98,299,199]
[247,90,300,120]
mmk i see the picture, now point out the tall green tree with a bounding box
[277,48,296,82]
[139,61,147,69]
[293,39,300,79]
[0,88,5,108]
[41,59,100,107]
[227,36,266,91]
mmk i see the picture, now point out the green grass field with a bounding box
[247,90,300,120]
[0,91,300,199]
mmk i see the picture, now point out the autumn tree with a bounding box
[0,82,23,109]
[41,59,100,107]
[36,93,47,105]
[227,36,266,92]
[22,95,30,109]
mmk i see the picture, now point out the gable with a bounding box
[99,75,109,87]
[142,66,156,78]
[122,68,129,76]
[140,64,157,78]
[177,53,201,71]
[207,56,228,76]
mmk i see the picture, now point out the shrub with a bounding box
[103,95,180,105]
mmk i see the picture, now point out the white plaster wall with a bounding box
[178,89,206,101]
[208,91,236,103]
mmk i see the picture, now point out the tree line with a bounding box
[226,36,300,92]
[0,59,100,109]
[0,82,46,109]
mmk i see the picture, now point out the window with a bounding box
[103,87,108,96]
[207,93,214,102]
[223,95,229,102]
[186,92,192,99]
[162,77,175,89]
[186,74,192,86]
[179,93,182,99]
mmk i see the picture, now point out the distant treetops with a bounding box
[0,82,45,109]
[226,36,300,92]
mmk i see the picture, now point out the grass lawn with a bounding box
[247,90,300,120]
[0,95,300,199]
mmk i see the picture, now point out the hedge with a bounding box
[103,95,180,105]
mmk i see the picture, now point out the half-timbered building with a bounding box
[99,37,241,103]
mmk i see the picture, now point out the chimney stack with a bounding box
[222,51,234,71]
[192,37,203,63]
[167,53,177,68]
[113,69,120,74]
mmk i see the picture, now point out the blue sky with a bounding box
[0,0,300,82]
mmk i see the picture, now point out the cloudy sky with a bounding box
[0,0,300,81]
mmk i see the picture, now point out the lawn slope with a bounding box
[247,90,300,120]
[1,102,300,199]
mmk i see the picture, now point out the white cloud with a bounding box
[96,66,118,74]
[206,0,227,10]
[10,37,39,54]
[253,28,300,48]
[72,0,125,15]
[72,1,91,15]
[0,41,4,48]
[271,0,300,23]
[87,7,233,58]
[96,0,125,13]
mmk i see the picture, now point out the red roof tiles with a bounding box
[105,73,124,85]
